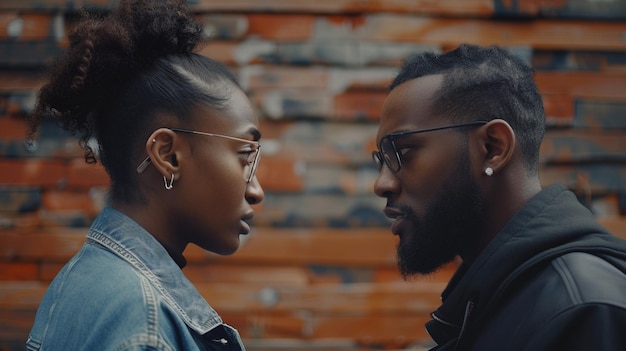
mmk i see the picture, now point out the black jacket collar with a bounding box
[426,184,624,348]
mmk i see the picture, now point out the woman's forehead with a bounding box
[191,91,259,138]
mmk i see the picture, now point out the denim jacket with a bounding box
[26,207,245,351]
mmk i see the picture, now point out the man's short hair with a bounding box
[391,44,545,175]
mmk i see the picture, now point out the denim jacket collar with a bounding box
[86,206,223,335]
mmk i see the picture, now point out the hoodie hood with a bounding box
[426,183,626,347]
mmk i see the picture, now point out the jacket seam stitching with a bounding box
[552,256,583,304]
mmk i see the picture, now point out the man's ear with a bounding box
[481,119,516,173]
[145,128,182,179]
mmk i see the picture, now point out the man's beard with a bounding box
[397,154,484,277]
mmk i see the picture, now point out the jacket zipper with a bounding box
[454,299,475,351]
[431,312,458,328]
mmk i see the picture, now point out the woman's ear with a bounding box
[145,128,182,179]
[481,119,516,174]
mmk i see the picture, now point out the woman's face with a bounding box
[172,86,264,255]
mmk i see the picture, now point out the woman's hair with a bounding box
[28,0,240,202]
[390,44,545,175]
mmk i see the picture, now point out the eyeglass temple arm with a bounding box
[136,156,151,173]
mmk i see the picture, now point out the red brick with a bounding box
[184,227,397,267]
[38,209,95,228]
[189,0,493,16]
[196,41,239,65]
[0,228,86,262]
[0,262,37,280]
[542,93,574,126]
[65,159,110,189]
[41,189,104,215]
[0,116,28,138]
[184,264,311,285]
[0,159,66,187]
[251,90,331,120]
[0,13,54,41]
[540,130,626,162]
[0,0,114,10]
[39,262,64,281]
[0,71,43,92]
[200,15,248,40]
[246,14,315,40]
[255,120,377,164]
[0,188,40,214]
[258,120,296,140]
[0,212,41,231]
[311,314,431,346]
[333,91,386,121]
[598,216,626,240]
[536,72,626,100]
[356,17,626,51]
[539,164,626,195]
[243,65,328,90]
[255,156,303,192]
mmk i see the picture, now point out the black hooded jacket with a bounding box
[425,184,626,350]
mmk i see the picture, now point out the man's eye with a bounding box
[398,147,412,157]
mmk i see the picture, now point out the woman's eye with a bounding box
[238,149,255,162]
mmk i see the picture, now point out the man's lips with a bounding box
[383,207,406,220]
[383,207,406,235]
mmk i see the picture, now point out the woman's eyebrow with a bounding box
[247,127,261,141]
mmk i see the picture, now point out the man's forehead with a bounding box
[377,74,444,137]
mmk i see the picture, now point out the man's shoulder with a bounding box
[487,250,626,323]
[551,251,626,308]
[469,251,626,350]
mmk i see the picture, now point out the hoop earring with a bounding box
[485,167,494,176]
[164,173,174,190]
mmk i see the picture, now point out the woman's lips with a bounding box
[240,220,251,235]
[240,212,254,235]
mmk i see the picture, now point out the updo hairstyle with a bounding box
[28,0,240,203]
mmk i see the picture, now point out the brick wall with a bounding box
[1,1,626,350]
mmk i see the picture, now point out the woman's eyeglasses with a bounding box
[136,128,261,183]
[372,121,487,173]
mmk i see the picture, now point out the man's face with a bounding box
[373,75,484,276]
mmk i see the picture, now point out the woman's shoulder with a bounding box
[30,244,177,350]
[48,242,149,307]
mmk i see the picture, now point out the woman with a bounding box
[25,1,263,350]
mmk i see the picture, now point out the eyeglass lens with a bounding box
[372,137,399,172]
[372,121,488,173]
[244,147,261,183]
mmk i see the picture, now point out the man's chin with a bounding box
[399,265,440,279]
[397,252,456,278]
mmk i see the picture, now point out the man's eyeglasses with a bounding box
[137,128,261,183]
[372,121,487,173]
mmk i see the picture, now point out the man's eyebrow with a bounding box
[388,130,423,138]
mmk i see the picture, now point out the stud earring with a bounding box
[485,167,494,176]
[164,173,174,190]
[152,138,156,143]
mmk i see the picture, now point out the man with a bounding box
[372,44,626,350]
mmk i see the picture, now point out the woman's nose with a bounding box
[245,175,265,205]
